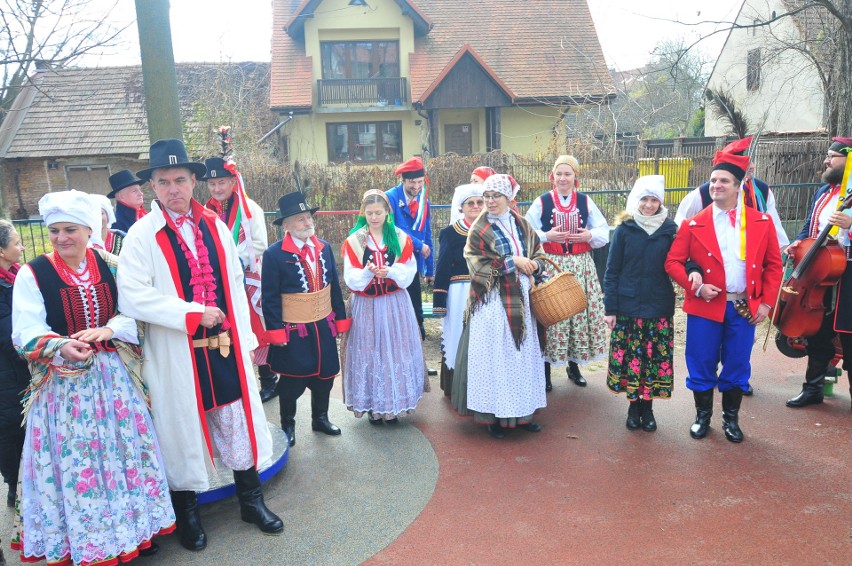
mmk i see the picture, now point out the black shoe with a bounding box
[743,383,754,396]
[487,424,506,439]
[6,488,14,508]
[427,367,438,376]
[567,362,587,386]
[626,400,641,430]
[722,389,745,443]
[282,422,295,447]
[311,413,342,436]
[519,422,542,432]
[787,362,829,408]
[786,388,824,407]
[385,417,399,425]
[640,399,657,432]
[139,542,159,557]
[368,412,383,425]
[544,362,552,392]
[234,468,284,535]
[260,384,278,403]
[690,389,714,440]
[171,491,207,552]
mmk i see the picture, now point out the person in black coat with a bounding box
[603,176,677,431]
[0,220,30,507]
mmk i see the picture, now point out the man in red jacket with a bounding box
[665,152,782,443]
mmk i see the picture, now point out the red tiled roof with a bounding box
[270,0,613,110]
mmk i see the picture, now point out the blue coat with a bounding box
[385,183,434,276]
[261,237,347,379]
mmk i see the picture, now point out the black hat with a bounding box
[107,169,143,198]
[273,191,319,226]
[200,157,235,181]
[136,139,207,182]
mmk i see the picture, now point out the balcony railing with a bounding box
[318,78,408,106]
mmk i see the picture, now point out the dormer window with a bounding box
[321,41,400,79]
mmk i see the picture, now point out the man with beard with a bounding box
[261,192,349,447]
[785,136,852,410]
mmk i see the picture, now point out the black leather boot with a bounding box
[722,388,745,443]
[625,400,640,430]
[544,362,552,392]
[258,365,278,403]
[567,361,587,386]
[279,395,297,447]
[786,361,827,407]
[311,392,341,436]
[233,467,284,535]
[170,490,207,551]
[689,389,714,439]
[640,399,657,432]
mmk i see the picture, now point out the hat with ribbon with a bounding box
[200,157,236,181]
[394,156,426,180]
[828,136,852,155]
[107,169,143,198]
[273,191,319,226]
[711,151,750,182]
[136,139,207,182]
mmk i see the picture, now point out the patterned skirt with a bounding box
[343,291,427,419]
[12,351,175,565]
[543,251,607,365]
[606,315,675,400]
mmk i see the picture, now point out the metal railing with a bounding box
[317,78,408,106]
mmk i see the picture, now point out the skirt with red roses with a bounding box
[606,315,674,400]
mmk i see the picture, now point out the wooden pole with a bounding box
[135,0,183,142]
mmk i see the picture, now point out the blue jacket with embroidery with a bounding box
[385,183,434,276]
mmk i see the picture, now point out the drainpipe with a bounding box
[258,112,294,144]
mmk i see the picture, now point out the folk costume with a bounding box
[434,184,482,394]
[787,136,852,409]
[665,153,782,442]
[525,155,608,385]
[108,169,146,234]
[91,193,126,255]
[604,176,677,431]
[342,191,427,421]
[452,175,547,435]
[201,156,275,400]
[675,137,789,246]
[262,192,350,447]
[11,190,174,565]
[385,157,433,338]
[118,139,282,550]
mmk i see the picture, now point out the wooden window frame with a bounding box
[326,120,403,164]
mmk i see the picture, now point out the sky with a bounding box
[84,0,745,71]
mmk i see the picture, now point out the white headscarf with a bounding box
[38,190,96,230]
[626,175,667,235]
[450,183,484,223]
[88,193,116,248]
[482,174,521,200]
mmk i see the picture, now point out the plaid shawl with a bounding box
[17,249,146,421]
[464,210,545,349]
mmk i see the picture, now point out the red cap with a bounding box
[471,166,496,182]
[711,151,750,181]
[830,137,852,153]
[395,157,426,179]
[720,136,753,156]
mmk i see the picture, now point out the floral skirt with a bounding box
[11,351,175,565]
[606,315,674,400]
[543,252,607,365]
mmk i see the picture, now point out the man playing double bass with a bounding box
[785,136,852,410]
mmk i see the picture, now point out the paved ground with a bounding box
[2,333,849,565]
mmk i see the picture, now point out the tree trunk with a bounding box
[829,26,852,136]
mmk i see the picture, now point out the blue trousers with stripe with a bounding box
[685,302,754,393]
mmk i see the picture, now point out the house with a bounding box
[270,0,614,164]
[0,63,273,219]
[704,0,835,135]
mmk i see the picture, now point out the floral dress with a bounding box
[10,249,175,565]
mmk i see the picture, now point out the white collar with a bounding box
[290,234,314,249]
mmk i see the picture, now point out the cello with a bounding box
[771,196,852,338]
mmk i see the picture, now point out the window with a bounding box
[326,121,402,163]
[321,41,400,79]
[747,48,761,91]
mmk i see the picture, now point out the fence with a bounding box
[13,183,819,264]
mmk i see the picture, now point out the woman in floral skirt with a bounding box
[11,190,174,564]
[603,175,677,431]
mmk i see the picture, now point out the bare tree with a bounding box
[0,0,127,124]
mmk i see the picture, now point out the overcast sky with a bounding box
[85,0,744,71]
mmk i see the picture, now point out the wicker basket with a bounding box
[529,257,588,327]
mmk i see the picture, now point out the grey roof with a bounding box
[0,62,271,159]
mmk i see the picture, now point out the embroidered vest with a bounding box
[539,191,592,255]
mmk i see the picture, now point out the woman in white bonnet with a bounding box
[602,175,677,431]
[10,189,174,563]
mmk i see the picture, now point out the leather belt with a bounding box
[281,286,332,324]
[726,292,747,302]
[192,330,231,358]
